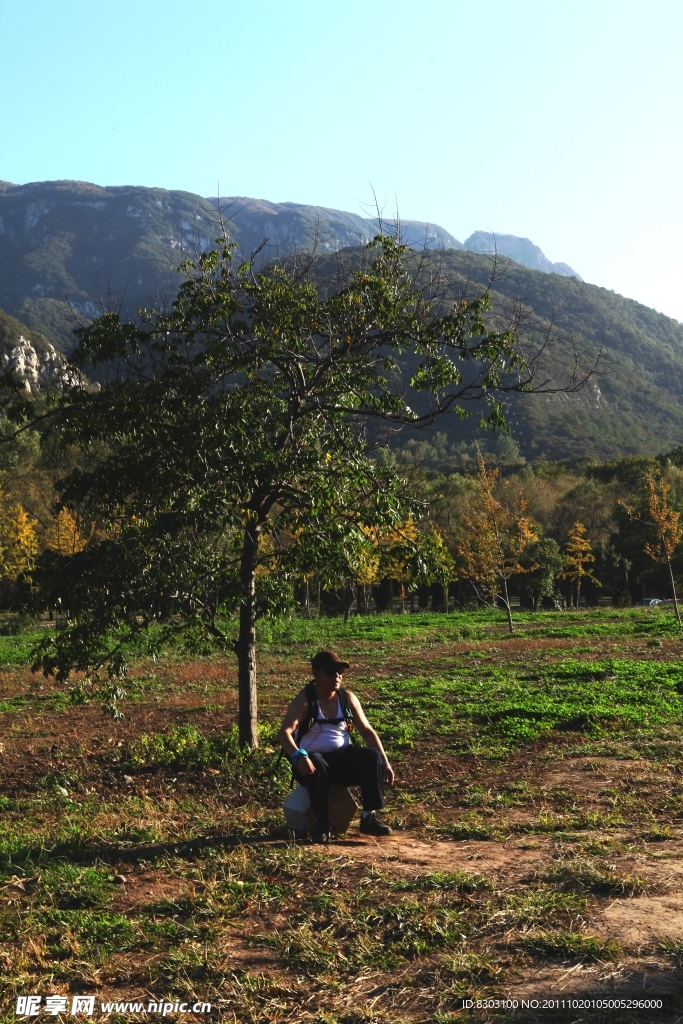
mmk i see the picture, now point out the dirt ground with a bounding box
[3,616,683,1020]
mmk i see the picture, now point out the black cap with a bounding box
[311,650,350,673]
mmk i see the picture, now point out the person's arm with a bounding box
[278,691,316,776]
[346,691,395,785]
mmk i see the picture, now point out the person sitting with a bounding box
[278,649,394,842]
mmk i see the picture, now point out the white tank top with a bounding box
[301,695,350,753]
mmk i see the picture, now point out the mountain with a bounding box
[0,181,461,350]
[384,248,683,462]
[463,231,581,279]
[0,180,581,350]
[1,178,681,463]
[205,196,463,256]
[0,180,225,350]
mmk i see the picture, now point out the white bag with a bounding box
[282,783,359,835]
[282,785,311,832]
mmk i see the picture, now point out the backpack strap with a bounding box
[338,687,354,732]
[294,681,318,746]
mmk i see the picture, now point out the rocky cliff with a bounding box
[0,308,79,392]
[463,231,581,279]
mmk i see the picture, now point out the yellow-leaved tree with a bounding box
[457,450,537,632]
[45,509,89,557]
[558,521,599,610]
[10,507,40,579]
[620,473,683,626]
[381,519,457,614]
[0,493,40,583]
[382,519,420,613]
[349,526,382,615]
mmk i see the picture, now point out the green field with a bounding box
[1,609,683,1022]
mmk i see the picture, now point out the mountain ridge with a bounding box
[310,246,683,463]
[463,230,581,280]
[0,180,580,352]
[205,194,464,255]
[0,178,679,463]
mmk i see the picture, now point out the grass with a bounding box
[1,606,683,1021]
[542,856,653,896]
[522,932,621,961]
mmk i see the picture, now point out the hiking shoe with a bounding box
[311,821,331,844]
[359,813,392,837]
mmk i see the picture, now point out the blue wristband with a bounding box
[291,749,308,764]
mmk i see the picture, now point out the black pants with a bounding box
[292,746,385,827]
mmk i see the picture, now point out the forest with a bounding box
[2,413,682,621]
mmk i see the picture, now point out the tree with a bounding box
[9,507,39,580]
[308,524,381,621]
[348,527,382,615]
[0,481,39,585]
[419,525,457,612]
[519,536,563,611]
[559,521,599,609]
[457,451,538,632]
[620,472,683,625]
[45,509,89,556]
[382,519,421,613]
[15,235,563,746]
[593,541,632,606]
[338,517,456,615]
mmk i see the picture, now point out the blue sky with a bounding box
[2,0,683,319]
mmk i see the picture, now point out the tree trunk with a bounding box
[576,579,581,611]
[304,579,310,618]
[667,557,682,627]
[235,520,260,748]
[502,578,514,633]
[317,579,321,618]
[344,583,356,622]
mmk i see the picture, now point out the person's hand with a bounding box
[384,762,395,786]
[297,755,316,775]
